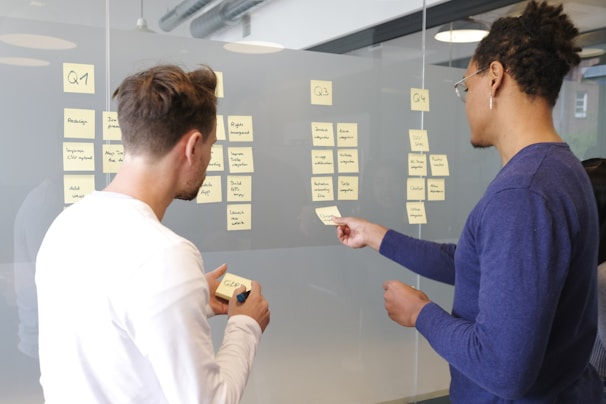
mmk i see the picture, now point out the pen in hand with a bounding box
[237,290,251,303]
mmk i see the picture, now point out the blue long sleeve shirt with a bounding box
[380,143,602,403]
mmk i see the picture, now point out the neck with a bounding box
[493,95,562,166]
[104,154,177,220]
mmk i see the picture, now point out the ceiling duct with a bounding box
[159,0,215,32]
[190,0,266,38]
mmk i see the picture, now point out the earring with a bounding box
[489,94,493,110]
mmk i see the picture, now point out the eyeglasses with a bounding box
[454,68,485,103]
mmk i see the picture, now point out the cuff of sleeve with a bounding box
[227,314,263,340]
[415,302,447,336]
[205,304,216,318]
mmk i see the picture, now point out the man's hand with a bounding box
[383,280,431,327]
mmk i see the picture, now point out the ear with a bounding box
[488,61,506,97]
[183,129,202,165]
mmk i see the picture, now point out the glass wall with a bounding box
[1,1,604,403]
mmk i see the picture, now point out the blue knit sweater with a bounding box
[380,143,602,403]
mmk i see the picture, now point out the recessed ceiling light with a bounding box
[434,19,490,43]
[0,57,49,67]
[579,48,606,59]
[0,33,76,50]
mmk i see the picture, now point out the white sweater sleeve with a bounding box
[123,241,262,404]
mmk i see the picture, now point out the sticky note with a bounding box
[63,142,95,171]
[311,149,334,174]
[63,174,95,204]
[430,154,450,176]
[311,80,333,105]
[216,115,226,140]
[336,123,358,147]
[228,115,253,142]
[215,71,224,98]
[227,175,252,202]
[409,129,429,152]
[64,108,95,139]
[427,178,445,201]
[315,205,342,225]
[102,111,121,141]
[227,204,252,231]
[311,176,334,201]
[208,144,225,172]
[406,201,427,224]
[407,177,426,200]
[197,176,222,204]
[337,149,359,173]
[215,273,252,301]
[337,176,358,201]
[410,88,429,111]
[228,147,254,173]
[102,144,124,173]
[311,122,334,147]
[408,153,427,177]
[63,62,95,94]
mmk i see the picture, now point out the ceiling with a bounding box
[0,0,605,67]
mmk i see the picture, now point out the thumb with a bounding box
[211,263,228,279]
[331,215,345,225]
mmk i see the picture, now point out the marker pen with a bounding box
[237,290,251,303]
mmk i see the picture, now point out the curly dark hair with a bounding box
[473,0,581,106]
[112,64,217,157]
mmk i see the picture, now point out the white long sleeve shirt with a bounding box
[36,191,262,403]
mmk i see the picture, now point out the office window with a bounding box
[575,91,588,118]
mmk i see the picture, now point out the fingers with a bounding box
[210,263,228,278]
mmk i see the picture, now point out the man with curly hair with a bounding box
[333,1,602,402]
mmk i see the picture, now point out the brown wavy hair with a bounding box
[112,64,217,157]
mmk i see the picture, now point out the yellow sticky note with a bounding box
[227,204,252,231]
[406,201,427,224]
[102,111,121,141]
[64,108,95,139]
[197,176,222,204]
[311,122,334,147]
[228,115,253,142]
[215,273,252,301]
[227,175,252,202]
[215,71,224,98]
[311,176,334,202]
[337,149,359,173]
[410,88,430,111]
[311,80,333,106]
[208,144,225,172]
[336,123,358,147]
[216,115,226,141]
[407,177,426,200]
[409,129,429,152]
[315,205,342,225]
[430,154,450,176]
[63,63,95,94]
[102,144,124,173]
[228,147,254,173]
[63,142,95,171]
[408,153,427,177]
[428,178,445,201]
[337,176,358,201]
[63,174,95,204]
[311,149,334,174]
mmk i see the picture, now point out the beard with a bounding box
[176,175,205,201]
[175,189,198,201]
